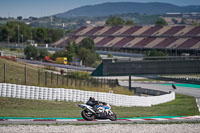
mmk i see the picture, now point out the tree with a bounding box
[155,19,168,26]
[32,27,48,43]
[77,47,101,67]
[0,21,32,43]
[107,53,113,58]
[52,38,101,67]
[148,49,168,56]
[66,42,76,62]
[24,45,38,59]
[171,18,178,24]
[79,37,95,51]
[47,28,62,42]
[125,20,134,25]
[52,50,67,60]
[0,27,2,41]
[192,20,200,27]
[0,21,62,44]
[38,49,49,60]
[17,16,23,20]
[106,16,125,26]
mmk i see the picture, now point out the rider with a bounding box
[86,97,109,113]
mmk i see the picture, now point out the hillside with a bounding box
[55,2,200,18]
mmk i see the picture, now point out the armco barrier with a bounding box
[0,83,175,107]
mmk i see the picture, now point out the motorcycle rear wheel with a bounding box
[81,110,95,121]
[109,112,117,121]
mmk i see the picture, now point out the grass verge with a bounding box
[0,57,133,95]
[0,94,198,118]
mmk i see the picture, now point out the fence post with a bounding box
[75,78,77,87]
[66,77,69,86]
[79,79,82,87]
[38,70,40,85]
[24,65,27,85]
[87,78,89,87]
[95,78,99,87]
[71,78,73,86]
[3,63,6,83]
[84,80,86,87]
[62,75,64,86]
[104,78,106,86]
[115,79,119,86]
[66,77,68,86]
[90,78,93,87]
[45,71,47,86]
[129,75,132,90]
[51,72,53,85]
[56,74,59,86]
[101,78,103,88]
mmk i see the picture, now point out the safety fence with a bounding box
[0,83,175,107]
[0,62,118,89]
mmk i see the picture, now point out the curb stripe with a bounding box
[0,116,200,122]
[33,119,56,121]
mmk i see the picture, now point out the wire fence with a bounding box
[0,62,118,89]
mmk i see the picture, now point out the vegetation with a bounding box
[0,58,131,95]
[0,94,198,118]
[52,38,101,67]
[192,20,200,26]
[106,16,135,26]
[0,21,62,44]
[147,49,168,56]
[24,45,49,60]
[107,53,113,58]
[67,71,90,79]
[155,19,168,26]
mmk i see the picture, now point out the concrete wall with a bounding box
[0,83,175,107]
[103,59,200,76]
[133,87,169,96]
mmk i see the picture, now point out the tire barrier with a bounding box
[0,83,175,107]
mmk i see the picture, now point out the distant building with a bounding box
[163,12,200,25]
[54,25,200,56]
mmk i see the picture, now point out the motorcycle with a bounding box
[78,103,117,121]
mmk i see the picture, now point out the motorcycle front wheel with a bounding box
[81,110,95,121]
[109,112,117,121]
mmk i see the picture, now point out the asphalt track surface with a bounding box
[119,81,200,98]
[16,59,95,71]
[1,116,200,125]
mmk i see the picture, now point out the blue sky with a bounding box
[1,0,200,18]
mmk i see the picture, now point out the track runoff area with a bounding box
[1,116,200,124]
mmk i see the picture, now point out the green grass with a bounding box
[112,94,198,118]
[0,94,198,118]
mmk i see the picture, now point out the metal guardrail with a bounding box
[156,76,200,85]
[108,56,200,62]
[0,43,63,51]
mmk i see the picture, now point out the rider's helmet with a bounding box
[89,97,95,102]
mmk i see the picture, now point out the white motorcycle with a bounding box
[78,103,117,121]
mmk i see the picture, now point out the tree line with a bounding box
[24,38,101,67]
[0,21,63,44]
[106,16,168,26]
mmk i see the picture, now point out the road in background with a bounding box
[16,59,95,72]
[119,81,200,97]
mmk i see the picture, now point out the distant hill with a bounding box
[55,2,200,18]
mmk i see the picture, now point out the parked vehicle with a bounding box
[78,97,117,121]
[44,56,53,63]
[56,57,67,64]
